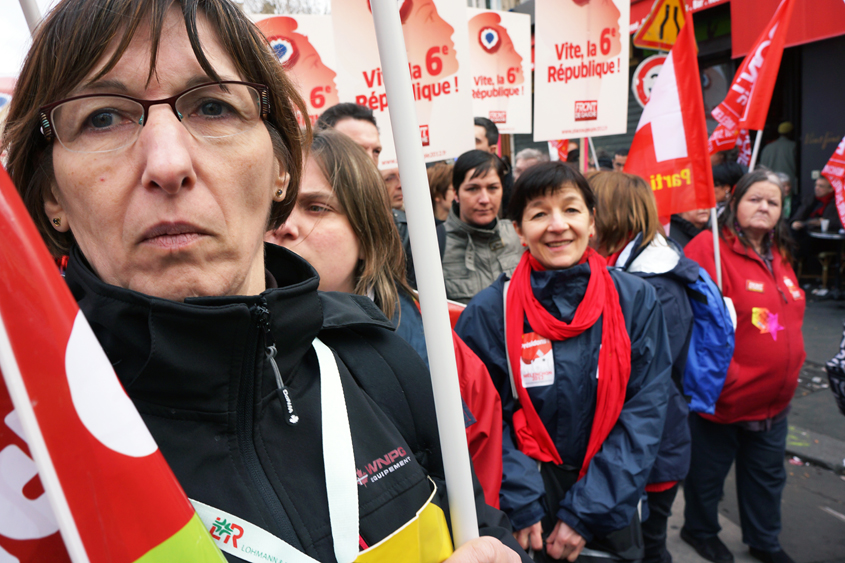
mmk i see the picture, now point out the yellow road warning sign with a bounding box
[633,0,687,52]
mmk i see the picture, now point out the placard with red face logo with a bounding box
[467,9,531,134]
[330,0,475,167]
[253,15,339,129]
[533,0,630,141]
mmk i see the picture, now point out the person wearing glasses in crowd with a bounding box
[1,0,527,561]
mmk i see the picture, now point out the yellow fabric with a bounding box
[355,482,454,563]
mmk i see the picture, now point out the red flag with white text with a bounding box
[711,0,795,135]
[821,135,845,230]
[624,5,714,216]
[0,165,224,562]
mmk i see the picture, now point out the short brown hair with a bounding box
[309,129,412,320]
[590,171,660,256]
[1,0,309,256]
[427,161,453,208]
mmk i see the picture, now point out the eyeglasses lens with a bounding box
[51,83,263,154]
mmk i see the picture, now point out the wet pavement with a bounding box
[668,298,845,563]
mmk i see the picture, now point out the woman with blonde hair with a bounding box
[590,171,698,563]
[266,128,505,510]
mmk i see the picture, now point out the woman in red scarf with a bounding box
[456,162,672,563]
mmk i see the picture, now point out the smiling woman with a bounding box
[0,0,526,561]
[456,162,673,563]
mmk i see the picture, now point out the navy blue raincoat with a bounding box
[616,234,696,486]
[455,260,672,541]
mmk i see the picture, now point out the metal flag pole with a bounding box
[369,0,480,548]
[748,129,763,172]
[18,0,41,34]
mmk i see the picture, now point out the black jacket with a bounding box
[65,243,527,562]
[668,215,702,248]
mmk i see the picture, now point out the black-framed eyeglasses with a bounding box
[39,81,271,154]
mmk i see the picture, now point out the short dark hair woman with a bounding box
[1,0,526,560]
[456,162,672,563]
[683,169,805,563]
[443,150,521,304]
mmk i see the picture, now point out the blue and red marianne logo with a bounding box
[479,27,501,54]
[210,517,245,548]
[356,446,411,487]
[267,36,297,67]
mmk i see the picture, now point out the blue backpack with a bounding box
[682,267,735,414]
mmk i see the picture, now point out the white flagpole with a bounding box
[369,0,479,547]
[588,137,599,169]
[748,129,763,171]
[18,0,41,34]
[710,207,722,290]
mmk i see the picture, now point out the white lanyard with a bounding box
[192,338,358,563]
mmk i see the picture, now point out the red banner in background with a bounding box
[821,136,845,230]
[711,0,795,133]
[625,5,714,217]
[731,0,845,58]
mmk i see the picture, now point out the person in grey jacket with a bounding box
[443,150,523,303]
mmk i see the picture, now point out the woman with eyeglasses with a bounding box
[1,0,525,561]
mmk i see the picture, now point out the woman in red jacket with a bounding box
[683,169,805,563]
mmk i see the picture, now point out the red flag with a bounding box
[708,123,738,155]
[736,129,752,167]
[0,165,224,562]
[624,5,714,217]
[711,0,795,133]
[821,135,845,230]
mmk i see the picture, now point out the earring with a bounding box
[274,189,284,200]
[52,217,61,228]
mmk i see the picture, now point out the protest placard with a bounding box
[331,0,475,167]
[467,9,531,134]
[533,0,630,141]
[253,15,339,128]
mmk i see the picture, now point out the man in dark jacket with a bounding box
[791,176,843,272]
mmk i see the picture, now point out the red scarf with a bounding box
[506,248,631,479]
[810,192,835,218]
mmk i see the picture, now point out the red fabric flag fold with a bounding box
[624,4,714,217]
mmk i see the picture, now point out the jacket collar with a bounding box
[65,243,323,413]
[446,204,500,239]
[526,262,591,324]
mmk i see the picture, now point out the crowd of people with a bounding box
[0,0,826,562]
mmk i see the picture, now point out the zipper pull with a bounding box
[257,305,299,426]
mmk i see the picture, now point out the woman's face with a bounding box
[266,156,362,294]
[45,8,285,301]
[736,181,782,238]
[514,185,595,270]
[456,167,502,226]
